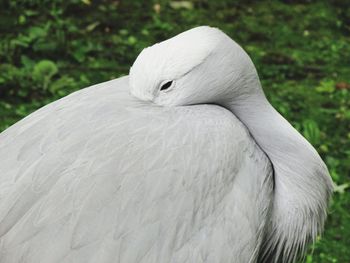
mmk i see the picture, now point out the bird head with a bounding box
[129,26,262,107]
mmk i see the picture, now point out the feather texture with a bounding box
[0,26,332,262]
[0,76,273,263]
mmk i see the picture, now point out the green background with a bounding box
[0,1,349,262]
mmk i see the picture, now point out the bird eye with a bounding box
[160,81,173,91]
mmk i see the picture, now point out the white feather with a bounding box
[0,26,332,263]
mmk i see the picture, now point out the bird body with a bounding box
[0,26,332,263]
[0,77,272,262]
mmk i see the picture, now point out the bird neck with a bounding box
[226,92,333,262]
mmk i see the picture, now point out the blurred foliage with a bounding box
[0,0,349,262]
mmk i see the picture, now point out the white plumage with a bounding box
[0,26,332,263]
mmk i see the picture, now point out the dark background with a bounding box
[0,1,349,261]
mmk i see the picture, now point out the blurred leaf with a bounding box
[333,183,349,194]
[316,80,335,93]
[21,55,35,69]
[169,1,193,9]
[18,15,26,24]
[28,26,47,40]
[50,76,76,95]
[81,0,91,5]
[127,36,137,45]
[326,156,341,182]
[33,60,58,89]
[302,119,321,145]
[86,21,100,32]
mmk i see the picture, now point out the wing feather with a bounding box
[0,76,273,263]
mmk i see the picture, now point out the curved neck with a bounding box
[230,95,318,168]
[226,93,332,262]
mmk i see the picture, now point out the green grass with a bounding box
[0,1,349,261]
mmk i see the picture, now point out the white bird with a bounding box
[0,26,332,263]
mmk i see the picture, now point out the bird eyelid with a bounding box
[159,80,175,92]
